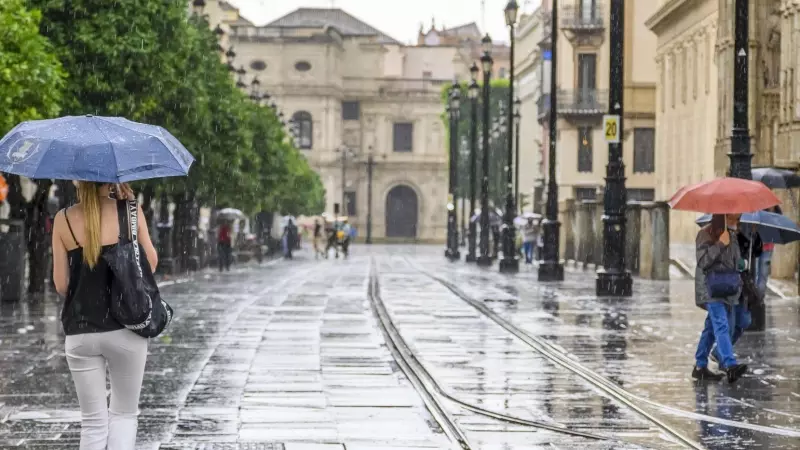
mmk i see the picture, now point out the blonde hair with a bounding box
[77,182,103,268]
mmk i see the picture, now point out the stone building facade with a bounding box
[537,1,659,205]
[514,10,546,212]
[648,0,798,278]
[417,19,511,80]
[229,8,471,242]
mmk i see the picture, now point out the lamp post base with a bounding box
[445,249,461,261]
[537,260,564,281]
[476,255,493,267]
[465,253,477,263]
[499,257,519,274]
[596,270,633,297]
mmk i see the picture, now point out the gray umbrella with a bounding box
[751,167,800,189]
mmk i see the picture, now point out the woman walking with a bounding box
[692,214,748,383]
[52,182,158,449]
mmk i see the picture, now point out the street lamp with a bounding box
[597,0,633,296]
[513,97,521,213]
[236,66,246,89]
[538,0,564,281]
[477,35,494,267]
[250,77,261,103]
[445,82,461,261]
[466,63,481,263]
[499,0,520,274]
[192,0,206,16]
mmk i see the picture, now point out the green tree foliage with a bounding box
[0,0,65,293]
[0,0,64,134]
[27,0,325,216]
[442,80,510,209]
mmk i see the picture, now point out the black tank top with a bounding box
[60,209,123,336]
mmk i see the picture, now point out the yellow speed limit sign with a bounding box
[603,114,620,144]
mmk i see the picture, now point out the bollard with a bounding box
[625,202,642,275]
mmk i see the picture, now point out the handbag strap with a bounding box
[116,199,144,278]
[116,200,131,244]
[127,199,144,278]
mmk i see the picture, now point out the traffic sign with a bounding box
[603,114,620,143]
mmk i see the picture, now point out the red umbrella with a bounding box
[669,177,781,214]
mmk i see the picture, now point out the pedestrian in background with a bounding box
[52,182,157,449]
[217,220,232,272]
[692,214,748,383]
[521,218,539,264]
[313,219,323,259]
[756,205,781,297]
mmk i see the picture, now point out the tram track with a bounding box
[403,257,800,442]
[368,260,644,449]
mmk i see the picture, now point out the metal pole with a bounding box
[366,154,374,244]
[446,87,461,260]
[538,0,564,281]
[729,0,760,330]
[478,55,493,267]
[597,0,633,296]
[467,91,479,262]
[341,149,347,216]
[500,22,519,274]
[515,111,521,213]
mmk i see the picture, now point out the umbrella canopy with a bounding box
[752,167,800,189]
[695,210,800,244]
[470,208,502,226]
[0,115,193,183]
[668,177,780,214]
[513,212,542,226]
[217,208,246,220]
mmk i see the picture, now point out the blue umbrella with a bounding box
[695,211,800,244]
[0,115,194,183]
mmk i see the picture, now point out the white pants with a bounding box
[65,329,148,450]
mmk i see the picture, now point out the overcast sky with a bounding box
[226,0,542,45]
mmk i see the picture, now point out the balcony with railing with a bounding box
[537,13,552,49]
[537,89,608,122]
[560,2,605,33]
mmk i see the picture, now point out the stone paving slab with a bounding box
[0,258,447,449]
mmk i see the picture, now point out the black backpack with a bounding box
[103,200,173,338]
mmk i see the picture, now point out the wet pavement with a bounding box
[1,246,800,449]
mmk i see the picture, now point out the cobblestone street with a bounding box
[2,247,800,449]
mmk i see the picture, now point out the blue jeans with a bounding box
[710,303,751,362]
[523,242,534,263]
[695,302,737,369]
[756,251,772,298]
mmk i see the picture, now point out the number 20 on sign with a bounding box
[603,115,620,144]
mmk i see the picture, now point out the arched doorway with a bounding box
[385,185,418,238]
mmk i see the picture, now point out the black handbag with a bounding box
[103,200,173,338]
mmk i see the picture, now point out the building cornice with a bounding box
[646,0,694,35]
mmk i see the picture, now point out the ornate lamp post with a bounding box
[445,83,461,261]
[513,97,521,213]
[499,0,520,273]
[192,0,206,16]
[250,77,261,103]
[477,35,494,267]
[597,0,633,296]
[538,0,564,281]
[466,63,481,263]
[225,47,237,72]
